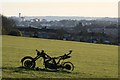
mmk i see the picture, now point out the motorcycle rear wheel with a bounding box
[62,62,74,72]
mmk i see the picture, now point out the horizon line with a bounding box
[4,15,118,18]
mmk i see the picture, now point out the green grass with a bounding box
[2,35,118,78]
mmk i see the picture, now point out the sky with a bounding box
[0,0,119,17]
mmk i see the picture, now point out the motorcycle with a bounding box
[21,49,74,72]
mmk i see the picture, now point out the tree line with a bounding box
[1,14,22,36]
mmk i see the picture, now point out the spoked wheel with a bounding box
[62,62,74,72]
[23,60,35,69]
[21,56,36,69]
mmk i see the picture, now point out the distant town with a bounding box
[2,13,119,45]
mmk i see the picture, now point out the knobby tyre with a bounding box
[21,56,36,69]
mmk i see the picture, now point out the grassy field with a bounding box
[2,35,118,78]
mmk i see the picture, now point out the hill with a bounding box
[2,35,118,78]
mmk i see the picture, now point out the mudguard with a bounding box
[21,56,34,63]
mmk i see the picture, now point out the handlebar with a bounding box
[36,49,44,53]
[36,49,39,52]
[36,49,51,59]
[36,49,44,56]
[36,49,41,55]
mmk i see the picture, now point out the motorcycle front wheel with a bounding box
[62,62,74,72]
[21,56,36,69]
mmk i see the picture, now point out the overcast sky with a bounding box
[1,0,119,17]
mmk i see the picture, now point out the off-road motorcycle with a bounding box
[21,49,74,72]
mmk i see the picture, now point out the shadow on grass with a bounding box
[1,66,74,74]
[2,66,31,73]
[2,67,89,78]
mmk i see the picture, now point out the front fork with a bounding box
[33,55,41,61]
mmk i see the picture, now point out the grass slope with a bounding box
[2,35,118,78]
